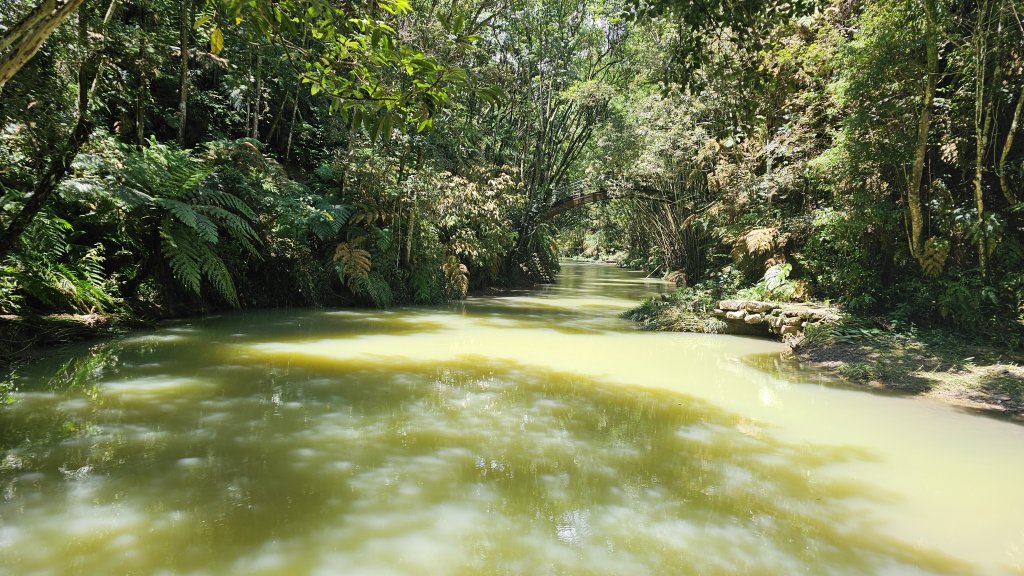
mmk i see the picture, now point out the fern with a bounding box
[348,271,394,308]
[921,237,950,278]
[161,223,204,295]
[333,239,372,281]
[410,264,443,303]
[160,220,240,306]
[190,186,258,221]
[519,223,559,283]
[443,255,469,300]
[4,214,118,313]
[193,204,259,254]
[201,247,240,308]
[114,141,259,307]
[307,201,355,242]
[373,227,397,256]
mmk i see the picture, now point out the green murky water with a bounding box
[2,262,1024,575]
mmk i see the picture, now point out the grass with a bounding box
[623,289,728,334]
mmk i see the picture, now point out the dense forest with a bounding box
[1,0,1022,343]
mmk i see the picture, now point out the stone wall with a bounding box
[713,299,840,338]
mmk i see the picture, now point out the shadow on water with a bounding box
[742,352,942,398]
[1,347,975,575]
[744,352,1024,429]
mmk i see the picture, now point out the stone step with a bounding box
[713,299,841,338]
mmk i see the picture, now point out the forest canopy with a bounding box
[0,0,1022,341]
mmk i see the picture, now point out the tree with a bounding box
[0,0,85,89]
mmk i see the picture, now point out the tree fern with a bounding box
[114,142,258,307]
[160,220,240,306]
[193,204,259,254]
[191,186,258,221]
[160,222,204,295]
[200,245,240,308]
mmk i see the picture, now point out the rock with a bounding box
[744,313,763,324]
[725,310,746,321]
[745,301,774,314]
[773,316,785,328]
[718,299,748,311]
[783,316,803,327]
[781,325,801,336]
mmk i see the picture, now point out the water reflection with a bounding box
[0,262,1021,575]
[1,351,971,575]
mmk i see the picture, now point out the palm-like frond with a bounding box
[334,239,372,281]
[307,201,355,241]
[160,220,240,306]
[116,141,258,307]
[443,255,469,300]
[348,271,394,308]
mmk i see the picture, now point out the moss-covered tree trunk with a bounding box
[0,0,86,89]
[176,0,190,146]
[907,0,939,265]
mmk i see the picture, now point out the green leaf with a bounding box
[380,114,393,142]
[210,27,224,55]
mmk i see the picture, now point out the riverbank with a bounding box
[0,313,149,374]
[0,281,538,376]
[790,322,1024,419]
[624,292,1024,420]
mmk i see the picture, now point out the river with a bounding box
[2,261,1023,575]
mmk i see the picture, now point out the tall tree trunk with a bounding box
[284,29,306,162]
[972,0,993,276]
[0,0,86,89]
[176,0,190,146]
[86,0,118,100]
[263,91,290,144]
[135,11,148,148]
[999,83,1023,206]
[907,0,939,264]
[285,85,300,162]
[251,54,262,140]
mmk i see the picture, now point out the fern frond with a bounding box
[373,227,397,255]
[443,255,469,300]
[306,202,355,241]
[308,215,339,242]
[157,198,200,231]
[333,240,372,282]
[193,204,259,251]
[922,237,950,278]
[197,241,240,307]
[410,265,443,304]
[349,271,394,308]
[160,223,203,295]
[191,187,258,221]
[323,203,355,225]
